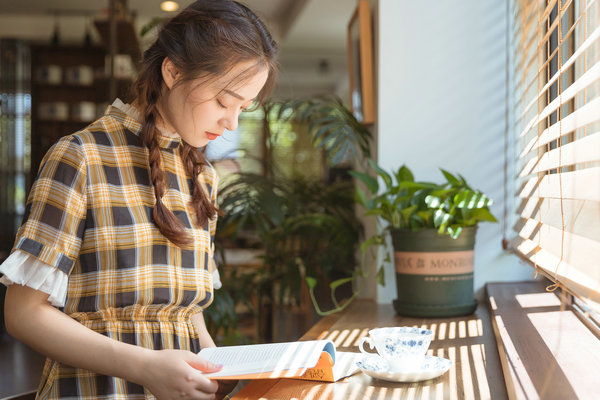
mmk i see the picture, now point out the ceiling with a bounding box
[0,0,359,97]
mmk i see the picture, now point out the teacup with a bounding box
[358,326,434,371]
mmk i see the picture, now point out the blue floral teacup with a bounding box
[358,326,434,371]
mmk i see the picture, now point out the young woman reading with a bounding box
[0,1,278,398]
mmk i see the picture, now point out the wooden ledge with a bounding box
[486,281,600,400]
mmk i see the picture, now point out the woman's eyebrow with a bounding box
[223,89,254,101]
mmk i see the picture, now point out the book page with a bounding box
[331,352,360,381]
[200,340,335,378]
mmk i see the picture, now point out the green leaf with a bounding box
[383,251,391,263]
[330,141,348,166]
[349,170,379,194]
[305,276,317,289]
[447,225,463,239]
[392,210,401,228]
[454,191,494,209]
[400,204,418,225]
[359,234,385,252]
[368,159,393,189]
[433,209,452,228]
[470,207,498,222]
[425,195,442,208]
[417,210,432,221]
[440,169,461,186]
[354,187,369,208]
[376,266,386,286]
[395,165,414,183]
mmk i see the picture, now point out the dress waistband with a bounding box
[69,304,201,324]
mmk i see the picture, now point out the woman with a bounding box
[0,1,278,398]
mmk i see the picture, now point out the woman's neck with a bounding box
[132,99,179,138]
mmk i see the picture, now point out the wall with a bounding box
[375,0,534,303]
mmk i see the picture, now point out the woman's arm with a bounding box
[190,312,216,348]
[5,284,220,400]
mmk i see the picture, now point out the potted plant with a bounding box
[350,160,498,317]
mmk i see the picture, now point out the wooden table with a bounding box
[232,299,508,400]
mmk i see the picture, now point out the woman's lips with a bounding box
[206,132,220,140]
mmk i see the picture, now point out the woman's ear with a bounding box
[161,57,180,89]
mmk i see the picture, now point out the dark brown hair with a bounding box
[133,0,278,246]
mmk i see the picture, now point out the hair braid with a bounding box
[139,67,192,246]
[180,144,219,228]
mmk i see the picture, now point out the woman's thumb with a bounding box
[188,354,223,372]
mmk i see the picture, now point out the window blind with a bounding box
[510,0,600,306]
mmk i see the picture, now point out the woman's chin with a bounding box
[182,137,209,148]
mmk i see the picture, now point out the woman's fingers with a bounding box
[142,350,221,399]
[188,355,223,374]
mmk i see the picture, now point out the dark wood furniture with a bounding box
[29,44,132,177]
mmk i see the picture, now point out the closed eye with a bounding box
[241,101,257,112]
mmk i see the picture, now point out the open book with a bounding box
[198,340,359,382]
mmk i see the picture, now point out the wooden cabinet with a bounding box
[30,44,133,176]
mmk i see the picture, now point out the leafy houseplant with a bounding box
[351,160,498,317]
[214,97,370,341]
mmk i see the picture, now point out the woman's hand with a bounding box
[141,349,222,400]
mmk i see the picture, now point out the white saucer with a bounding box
[356,354,452,383]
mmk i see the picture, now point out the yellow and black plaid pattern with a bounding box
[14,105,218,399]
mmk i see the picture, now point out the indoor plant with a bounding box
[214,97,370,340]
[351,160,498,317]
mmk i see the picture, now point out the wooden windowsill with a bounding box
[486,281,600,399]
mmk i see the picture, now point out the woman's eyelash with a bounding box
[216,99,227,108]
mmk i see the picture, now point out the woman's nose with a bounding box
[222,110,240,131]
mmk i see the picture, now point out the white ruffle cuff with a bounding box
[0,249,69,307]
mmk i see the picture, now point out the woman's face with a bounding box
[159,59,269,148]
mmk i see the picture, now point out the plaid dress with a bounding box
[13,105,218,399]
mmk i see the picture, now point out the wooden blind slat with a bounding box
[517,132,600,177]
[519,96,600,158]
[511,237,600,302]
[513,222,600,287]
[516,197,600,241]
[518,63,600,137]
[516,168,600,201]
[517,26,600,127]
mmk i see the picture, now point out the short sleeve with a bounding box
[0,249,69,307]
[14,135,88,276]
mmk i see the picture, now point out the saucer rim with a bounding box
[356,354,452,382]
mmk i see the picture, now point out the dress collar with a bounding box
[106,99,182,150]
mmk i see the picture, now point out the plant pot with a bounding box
[391,227,478,317]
